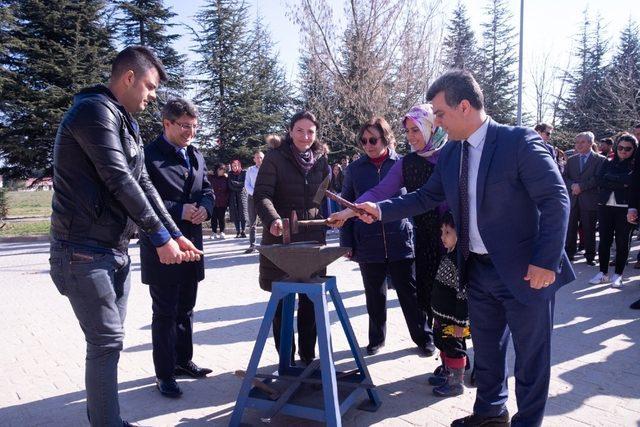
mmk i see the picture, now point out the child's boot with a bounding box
[428,361,448,386]
[433,367,464,397]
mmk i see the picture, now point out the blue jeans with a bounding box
[49,241,131,427]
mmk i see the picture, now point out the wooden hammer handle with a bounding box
[326,190,378,220]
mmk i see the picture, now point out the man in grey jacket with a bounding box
[563,131,606,265]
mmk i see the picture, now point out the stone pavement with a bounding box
[1,230,640,426]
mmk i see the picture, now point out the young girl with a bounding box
[428,212,470,397]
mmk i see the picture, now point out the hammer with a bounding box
[313,175,378,220]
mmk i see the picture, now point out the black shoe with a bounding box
[451,411,510,426]
[366,343,385,355]
[567,254,575,262]
[634,261,640,269]
[244,246,256,254]
[240,231,247,238]
[299,356,314,367]
[156,377,182,398]
[586,259,596,266]
[419,342,436,357]
[631,298,640,310]
[174,361,212,378]
[235,233,241,238]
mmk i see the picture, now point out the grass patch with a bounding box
[6,191,53,217]
[0,220,50,237]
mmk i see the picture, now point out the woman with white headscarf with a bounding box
[330,103,447,357]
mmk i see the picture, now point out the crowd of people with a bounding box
[539,123,640,307]
[46,44,639,427]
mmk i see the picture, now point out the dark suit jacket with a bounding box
[378,120,575,304]
[563,152,606,211]
[139,135,214,285]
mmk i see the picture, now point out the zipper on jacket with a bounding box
[378,166,389,259]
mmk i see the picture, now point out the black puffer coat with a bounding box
[254,141,330,291]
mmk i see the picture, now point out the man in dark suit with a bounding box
[139,98,214,398]
[563,132,606,265]
[355,70,575,427]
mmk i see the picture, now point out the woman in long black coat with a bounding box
[228,159,248,238]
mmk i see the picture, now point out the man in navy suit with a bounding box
[139,98,214,398]
[356,70,575,427]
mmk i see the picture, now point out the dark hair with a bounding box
[214,162,226,171]
[613,132,638,164]
[534,123,553,133]
[357,116,396,148]
[441,211,455,228]
[161,98,197,121]
[111,46,168,82]
[285,110,322,153]
[599,137,614,145]
[634,123,640,129]
[426,69,484,110]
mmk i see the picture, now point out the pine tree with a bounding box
[443,2,480,71]
[476,0,518,124]
[560,10,609,135]
[0,0,114,179]
[595,20,640,134]
[115,0,187,143]
[193,1,292,164]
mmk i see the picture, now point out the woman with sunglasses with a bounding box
[331,104,447,357]
[588,133,638,288]
[337,116,429,356]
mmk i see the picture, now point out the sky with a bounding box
[165,0,640,120]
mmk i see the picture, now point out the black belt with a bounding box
[470,252,492,263]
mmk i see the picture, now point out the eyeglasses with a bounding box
[617,145,634,152]
[543,131,552,137]
[174,122,198,131]
[360,137,380,146]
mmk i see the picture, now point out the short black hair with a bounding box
[161,98,197,121]
[534,123,553,133]
[111,45,168,82]
[426,69,484,110]
[441,211,455,228]
[599,137,614,145]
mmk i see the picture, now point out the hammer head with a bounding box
[312,174,331,206]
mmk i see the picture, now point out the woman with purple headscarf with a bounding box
[330,103,447,355]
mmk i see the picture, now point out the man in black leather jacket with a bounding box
[49,46,201,427]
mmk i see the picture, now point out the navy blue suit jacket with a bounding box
[378,120,575,304]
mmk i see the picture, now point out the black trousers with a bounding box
[598,205,633,275]
[212,206,227,233]
[359,258,427,347]
[149,280,198,380]
[247,195,257,246]
[566,203,598,260]
[272,294,317,362]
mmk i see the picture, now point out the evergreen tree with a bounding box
[193,0,292,164]
[443,2,480,71]
[595,20,640,134]
[115,0,187,143]
[559,10,609,135]
[476,0,518,124]
[0,0,114,179]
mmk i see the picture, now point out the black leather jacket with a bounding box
[51,85,180,251]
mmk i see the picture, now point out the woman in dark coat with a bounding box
[588,133,637,288]
[209,163,229,239]
[228,159,248,238]
[330,104,447,354]
[338,116,429,356]
[253,111,329,365]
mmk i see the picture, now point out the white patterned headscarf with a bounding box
[402,103,448,165]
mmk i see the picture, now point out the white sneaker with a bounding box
[611,274,623,288]
[588,272,609,285]
[210,234,217,240]
[219,232,226,239]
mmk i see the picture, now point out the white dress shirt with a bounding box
[245,165,259,196]
[464,118,490,254]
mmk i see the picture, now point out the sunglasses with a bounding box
[360,137,380,146]
[617,145,634,152]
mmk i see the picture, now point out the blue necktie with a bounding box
[179,148,190,169]
[580,154,587,172]
[459,141,470,260]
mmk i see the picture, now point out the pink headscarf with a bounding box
[402,103,448,165]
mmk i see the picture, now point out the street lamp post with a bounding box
[517,0,524,126]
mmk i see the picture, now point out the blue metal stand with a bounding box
[230,276,381,426]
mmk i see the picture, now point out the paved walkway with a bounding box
[1,231,640,426]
